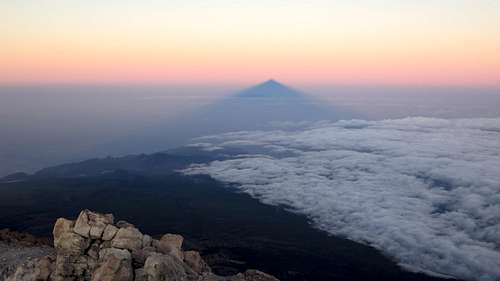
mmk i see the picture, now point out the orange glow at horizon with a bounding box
[2,0,500,85]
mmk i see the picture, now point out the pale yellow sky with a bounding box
[2,0,500,84]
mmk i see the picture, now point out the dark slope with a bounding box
[0,174,459,281]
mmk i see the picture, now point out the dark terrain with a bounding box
[0,159,459,281]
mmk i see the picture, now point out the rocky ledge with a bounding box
[0,229,54,281]
[5,209,279,281]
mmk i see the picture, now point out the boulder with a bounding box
[53,218,75,249]
[157,234,184,260]
[74,209,114,239]
[73,210,92,238]
[54,231,90,255]
[6,209,280,281]
[184,251,210,274]
[116,221,135,228]
[99,248,132,261]
[143,253,188,281]
[111,227,143,252]
[92,248,133,281]
[102,225,119,241]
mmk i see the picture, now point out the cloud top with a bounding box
[183,117,500,281]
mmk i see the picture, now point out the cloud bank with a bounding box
[182,117,500,281]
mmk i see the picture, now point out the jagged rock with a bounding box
[143,253,188,281]
[111,227,143,252]
[102,225,118,241]
[89,225,105,240]
[92,248,133,281]
[116,221,135,229]
[53,218,75,248]
[54,231,90,255]
[73,210,92,238]
[6,256,54,281]
[5,209,280,281]
[157,234,184,260]
[74,210,114,239]
[184,251,210,274]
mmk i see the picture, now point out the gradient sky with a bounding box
[2,0,500,85]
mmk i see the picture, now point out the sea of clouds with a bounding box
[182,117,500,281]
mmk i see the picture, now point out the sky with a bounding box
[1,0,500,85]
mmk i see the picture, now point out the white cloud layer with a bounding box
[182,117,500,281]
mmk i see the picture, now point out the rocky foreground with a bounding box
[3,210,278,281]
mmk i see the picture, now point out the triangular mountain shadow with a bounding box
[237,79,302,98]
[88,80,360,156]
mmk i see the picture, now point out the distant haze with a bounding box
[1,83,499,176]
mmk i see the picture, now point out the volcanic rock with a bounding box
[4,209,280,281]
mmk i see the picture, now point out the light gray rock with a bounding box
[5,209,280,281]
[89,211,114,239]
[54,231,90,255]
[143,253,188,281]
[73,210,92,238]
[53,218,74,249]
[74,209,114,239]
[157,234,184,260]
[89,224,105,239]
[92,248,133,281]
[99,248,132,261]
[116,221,135,229]
[111,227,143,252]
[102,225,119,241]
